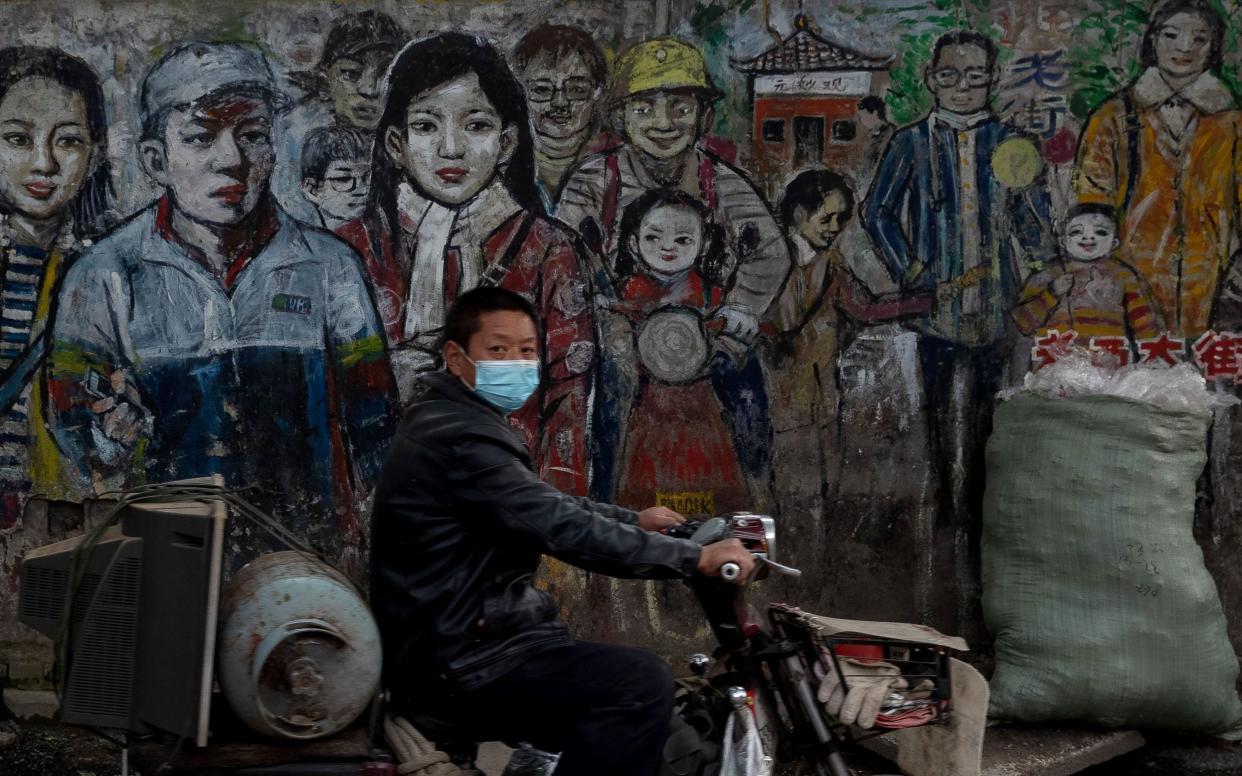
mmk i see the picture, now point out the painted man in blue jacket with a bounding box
[48,42,398,568]
[862,31,1054,536]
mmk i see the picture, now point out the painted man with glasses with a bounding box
[512,25,609,208]
[300,124,371,232]
[277,11,406,223]
[862,30,1053,609]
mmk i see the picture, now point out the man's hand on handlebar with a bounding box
[697,538,755,584]
[639,506,686,532]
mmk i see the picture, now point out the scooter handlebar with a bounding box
[719,556,802,583]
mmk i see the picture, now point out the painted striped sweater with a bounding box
[1012,258,1162,342]
[0,245,46,486]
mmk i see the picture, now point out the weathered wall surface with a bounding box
[3,0,1242,683]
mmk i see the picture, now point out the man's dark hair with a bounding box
[778,169,856,227]
[318,10,405,71]
[443,287,540,350]
[1064,202,1119,225]
[859,95,887,120]
[1139,0,1225,72]
[930,29,998,72]
[288,12,405,103]
[300,125,370,181]
[512,24,607,86]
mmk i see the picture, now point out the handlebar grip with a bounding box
[720,562,741,582]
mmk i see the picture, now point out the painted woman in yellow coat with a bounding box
[1074,0,1241,340]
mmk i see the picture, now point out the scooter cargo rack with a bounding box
[768,605,968,731]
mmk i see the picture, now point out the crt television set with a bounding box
[17,478,226,747]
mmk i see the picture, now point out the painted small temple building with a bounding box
[733,14,893,197]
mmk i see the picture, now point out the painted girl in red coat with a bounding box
[338,33,595,494]
[607,189,748,515]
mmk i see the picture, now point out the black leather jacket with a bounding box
[370,371,703,695]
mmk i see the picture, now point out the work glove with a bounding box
[817,658,908,729]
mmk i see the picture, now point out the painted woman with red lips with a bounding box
[339,33,597,496]
[0,47,114,529]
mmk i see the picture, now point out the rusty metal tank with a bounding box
[217,551,381,740]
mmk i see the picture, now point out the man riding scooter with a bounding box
[370,287,756,776]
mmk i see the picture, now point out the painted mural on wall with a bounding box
[5,0,1242,657]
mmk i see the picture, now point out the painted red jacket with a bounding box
[338,211,595,496]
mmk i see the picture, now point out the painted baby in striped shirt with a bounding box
[1012,203,1163,355]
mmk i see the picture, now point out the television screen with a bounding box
[17,478,225,747]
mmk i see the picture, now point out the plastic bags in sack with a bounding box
[1000,351,1238,413]
[983,392,1242,735]
[719,708,771,776]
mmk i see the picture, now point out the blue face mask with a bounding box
[466,357,540,414]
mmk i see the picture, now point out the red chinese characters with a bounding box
[1032,329,1077,369]
[1193,330,1242,381]
[1027,328,1242,381]
[1089,336,1131,367]
[1138,333,1186,366]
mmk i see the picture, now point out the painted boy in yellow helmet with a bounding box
[559,38,788,331]
[557,37,788,503]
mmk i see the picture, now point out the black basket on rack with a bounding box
[768,604,966,732]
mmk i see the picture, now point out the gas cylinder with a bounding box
[217,551,381,740]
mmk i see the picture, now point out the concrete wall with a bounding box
[2,0,1241,684]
